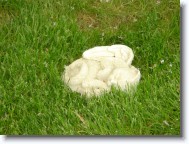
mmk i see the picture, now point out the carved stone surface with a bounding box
[62,44,141,97]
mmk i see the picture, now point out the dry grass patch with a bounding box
[76,1,142,32]
[0,8,12,27]
[77,12,99,29]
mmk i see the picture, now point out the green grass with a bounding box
[0,0,180,135]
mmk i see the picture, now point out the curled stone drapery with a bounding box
[62,44,141,97]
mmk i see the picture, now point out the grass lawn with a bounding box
[0,0,180,135]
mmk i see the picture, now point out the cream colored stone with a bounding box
[62,44,141,97]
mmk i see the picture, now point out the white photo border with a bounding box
[1,0,187,143]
